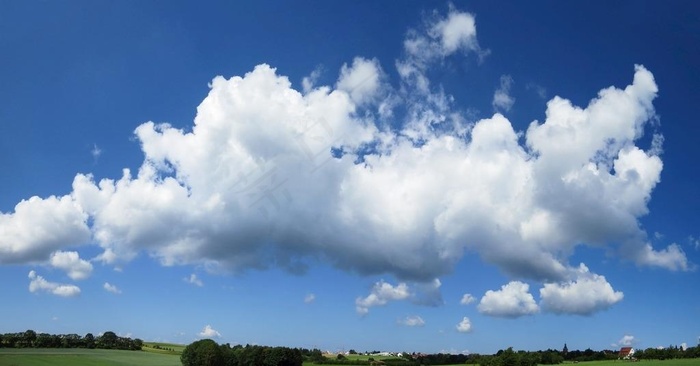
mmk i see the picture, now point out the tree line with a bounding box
[181,340,700,366]
[181,340,304,366]
[0,329,143,351]
[634,346,700,360]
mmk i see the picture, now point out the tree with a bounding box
[98,331,118,349]
[501,347,519,366]
[181,339,224,366]
[84,333,95,349]
[35,333,53,348]
[220,344,239,366]
[20,329,36,348]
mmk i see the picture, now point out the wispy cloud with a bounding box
[526,82,547,99]
[399,315,425,327]
[184,274,204,287]
[493,74,515,112]
[28,271,80,297]
[91,143,102,163]
[103,282,122,294]
[460,293,475,305]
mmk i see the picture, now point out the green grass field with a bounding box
[565,361,700,366]
[1,349,698,366]
[300,359,700,366]
[0,348,181,366]
[142,342,186,355]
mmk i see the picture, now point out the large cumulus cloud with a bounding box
[0,8,690,314]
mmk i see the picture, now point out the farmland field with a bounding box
[1,349,698,366]
[0,348,181,366]
[300,359,700,366]
[564,360,700,366]
[142,342,186,355]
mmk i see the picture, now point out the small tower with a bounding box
[563,343,569,357]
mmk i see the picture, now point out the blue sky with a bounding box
[1,1,699,355]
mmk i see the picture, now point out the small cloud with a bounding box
[355,280,411,315]
[612,334,636,348]
[184,274,204,287]
[198,325,221,339]
[103,282,122,294]
[52,316,59,321]
[399,315,425,327]
[460,293,475,305]
[337,57,384,106]
[493,75,515,112]
[690,236,700,250]
[28,270,81,297]
[50,251,93,280]
[649,133,664,156]
[526,82,547,99]
[91,143,102,162]
[304,293,316,304]
[477,281,539,318]
[456,317,472,333]
[95,249,115,264]
[440,348,470,355]
[539,264,623,315]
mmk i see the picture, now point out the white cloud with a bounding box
[337,57,384,106]
[302,67,322,94]
[422,8,486,59]
[304,293,316,304]
[649,133,664,156]
[184,274,203,287]
[49,251,93,280]
[91,143,102,162]
[456,317,472,333]
[692,236,700,250]
[197,325,221,338]
[613,335,636,347]
[399,315,425,327]
[631,242,690,271]
[356,280,411,315]
[477,281,539,318]
[526,83,547,99]
[28,270,80,297]
[460,293,475,305]
[539,264,623,315]
[0,196,90,264]
[103,282,122,294]
[0,6,688,314]
[493,75,515,112]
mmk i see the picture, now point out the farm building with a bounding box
[619,347,635,359]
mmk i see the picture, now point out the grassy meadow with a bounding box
[1,349,699,366]
[142,342,187,355]
[0,348,181,366]
[562,361,700,366]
